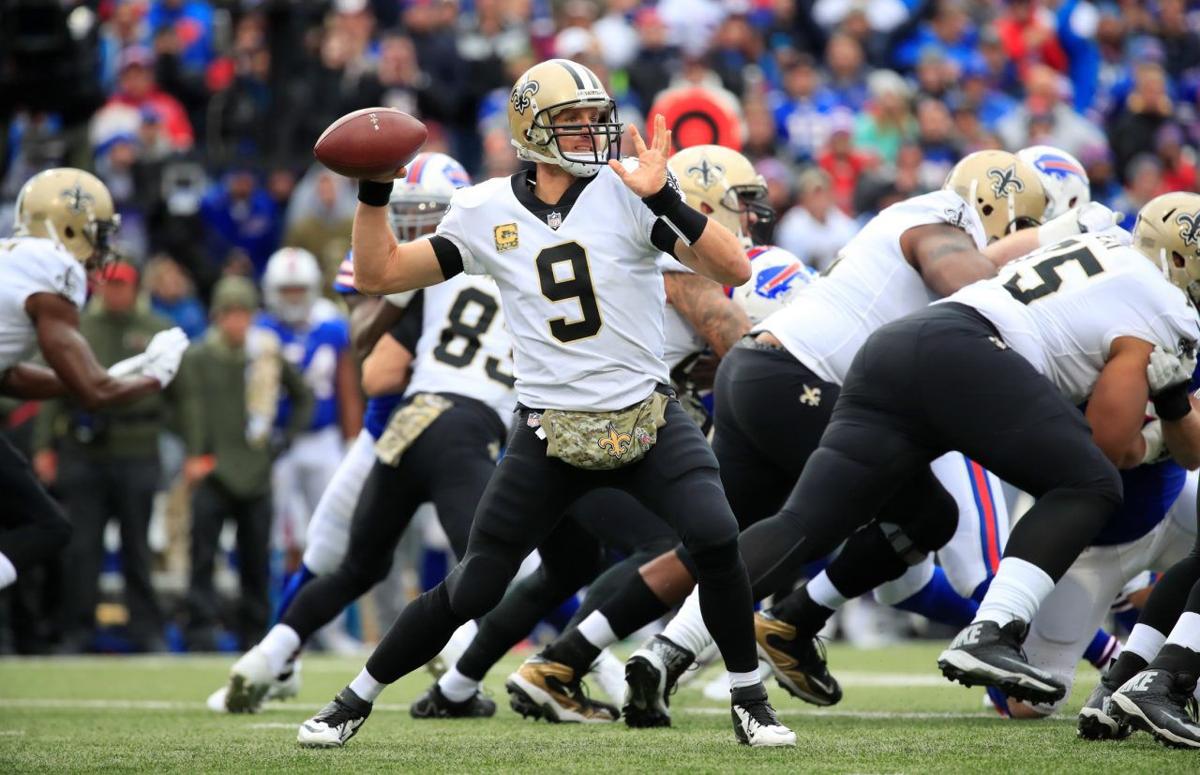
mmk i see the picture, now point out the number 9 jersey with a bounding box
[944,232,1200,404]
[433,165,674,411]
[406,273,518,425]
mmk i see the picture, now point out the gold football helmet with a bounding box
[667,145,772,249]
[508,59,623,177]
[13,168,120,266]
[1133,191,1200,306]
[943,150,1046,243]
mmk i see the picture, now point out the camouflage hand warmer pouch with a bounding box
[535,392,669,471]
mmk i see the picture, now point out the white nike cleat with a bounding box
[297,688,373,748]
[224,646,275,714]
[267,661,302,701]
[730,683,796,747]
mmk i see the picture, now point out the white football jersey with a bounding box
[0,237,87,372]
[945,233,1200,404]
[436,165,670,410]
[756,190,986,384]
[405,273,517,424]
[655,254,707,371]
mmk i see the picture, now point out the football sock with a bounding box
[543,628,602,676]
[727,671,761,691]
[892,566,977,628]
[0,550,16,591]
[1129,556,1200,637]
[1164,611,1200,655]
[577,610,617,649]
[806,571,848,610]
[1124,623,1167,663]
[658,588,712,657]
[437,666,481,703]
[770,584,836,636]
[348,667,385,703]
[973,557,1054,627]
[1083,629,1121,669]
[259,624,302,676]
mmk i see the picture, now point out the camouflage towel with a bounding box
[375,393,454,466]
[541,392,669,470]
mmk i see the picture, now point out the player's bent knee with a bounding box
[446,554,514,619]
[688,538,743,580]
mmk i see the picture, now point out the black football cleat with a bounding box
[1110,669,1200,749]
[937,619,1066,705]
[1077,677,1131,741]
[410,682,496,719]
[623,635,695,728]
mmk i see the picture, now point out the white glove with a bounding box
[1147,345,1197,395]
[1140,419,1169,465]
[141,327,190,387]
[1037,202,1124,246]
[107,353,148,379]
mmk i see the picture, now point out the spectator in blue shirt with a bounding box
[772,52,840,163]
[199,168,282,278]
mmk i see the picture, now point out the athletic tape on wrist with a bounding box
[358,180,394,207]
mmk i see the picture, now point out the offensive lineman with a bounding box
[0,169,188,592]
[296,59,794,748]
[728,201,1200,706]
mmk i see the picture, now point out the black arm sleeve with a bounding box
[429,235,464,279]
[651,219,681,256]
[387,291,425,353]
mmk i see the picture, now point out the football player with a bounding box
[407,144,793,723]
[257,247,361,572]
[732,194,1200,708]
[296,59,795,748]
[1076,195,1200,749]
[0,169,187,593]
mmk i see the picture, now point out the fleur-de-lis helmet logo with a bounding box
[686,157,725,189]
[1176,210,1200,248]
[61,185,95,214]
[511,80,540,116]
[987,165,1025,198]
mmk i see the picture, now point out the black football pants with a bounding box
[738,303,1123,598]
[0,435,71,575]
[365,398,762,681]
[282,393,505,642]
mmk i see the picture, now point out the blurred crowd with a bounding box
[2,0,1200,652]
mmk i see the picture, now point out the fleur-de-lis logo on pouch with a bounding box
[598,424,632,457]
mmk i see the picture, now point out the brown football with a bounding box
[313,107,428,179]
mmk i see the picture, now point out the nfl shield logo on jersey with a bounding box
[547,211,563,230]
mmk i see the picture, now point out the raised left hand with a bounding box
[608,114,672,198]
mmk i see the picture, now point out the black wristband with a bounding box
[358,180,394,207]
[642,181,707,245]
[1153,383,1192,422]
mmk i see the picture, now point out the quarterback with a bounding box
[295,59,794,747]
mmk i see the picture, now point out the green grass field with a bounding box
[0,642,1193,773]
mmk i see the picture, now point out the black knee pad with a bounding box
[445,553,514,620]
